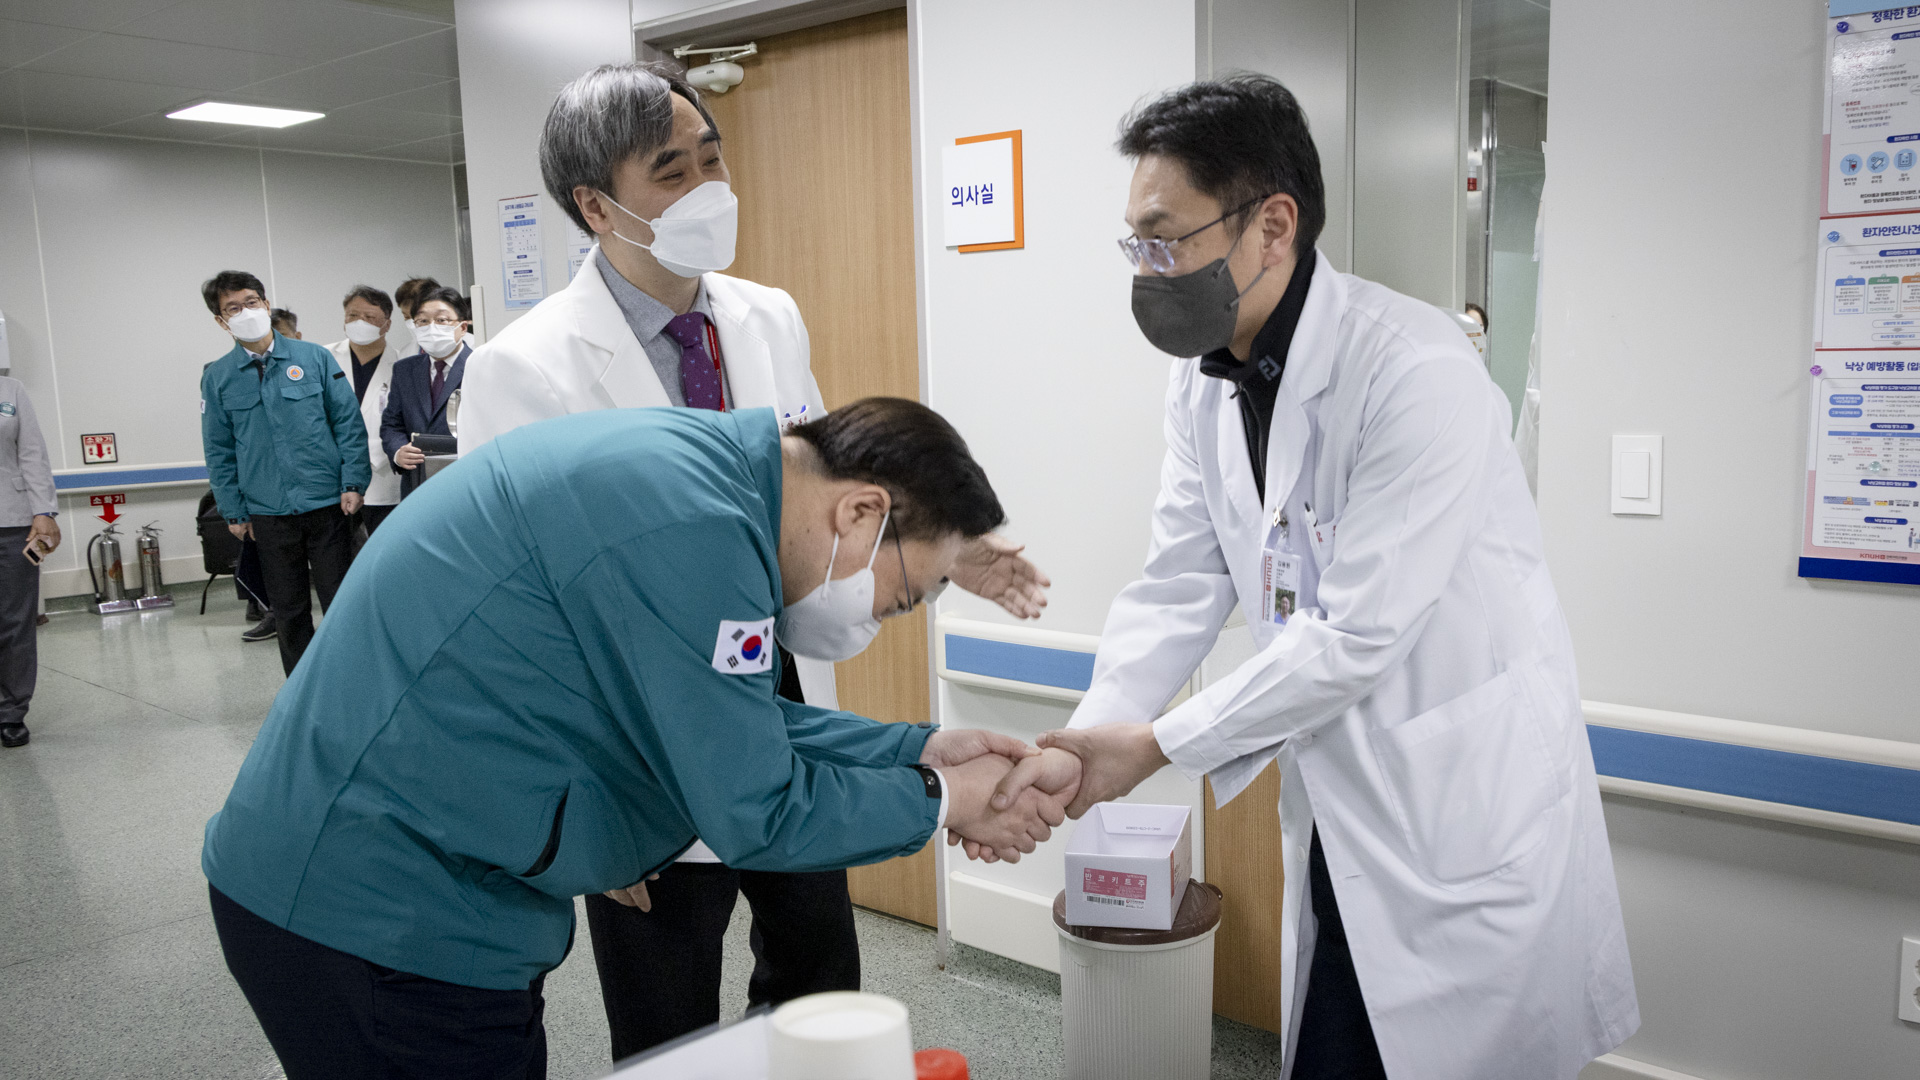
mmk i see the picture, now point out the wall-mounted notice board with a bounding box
[1805,12,1920,585]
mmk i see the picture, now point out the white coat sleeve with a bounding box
[1153,346,1499,789]
[784,297,841,710]
[1068,363,1240,731]
[455,338,566,454]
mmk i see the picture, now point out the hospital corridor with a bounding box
[0,2,1916,1079]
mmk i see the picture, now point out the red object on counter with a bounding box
[915,1047,969,1080]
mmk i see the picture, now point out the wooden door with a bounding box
[703,9,935,926]
[1205,762,1287,1033]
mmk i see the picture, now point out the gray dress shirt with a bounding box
[0,376,56,528]
[594,249,730,408]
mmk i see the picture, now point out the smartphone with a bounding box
[22,540,44,565]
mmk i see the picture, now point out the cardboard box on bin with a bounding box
[1062,803,1192,931]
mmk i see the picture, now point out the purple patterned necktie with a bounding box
[664,311,724,411]
[430,359,447,404]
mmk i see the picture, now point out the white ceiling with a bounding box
[0,0,463,164]
[1471,0,1549,97]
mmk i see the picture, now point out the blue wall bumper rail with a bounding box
[52,463,210,493]
[935,616,1920,844]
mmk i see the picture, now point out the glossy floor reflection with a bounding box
[0,589,1282,1079]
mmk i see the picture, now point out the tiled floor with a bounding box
[0,589,1282,1079]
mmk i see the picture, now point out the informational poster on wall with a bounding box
[1806,10,1920,584]
[497,195,546,310]
[1800,360,1920,583]
[1824,11,1920,215]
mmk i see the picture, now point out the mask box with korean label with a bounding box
[1061,802,1192,931]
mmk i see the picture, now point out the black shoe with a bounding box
[245,600,264,621]
[242,616,278,642]
[1,724,26,748]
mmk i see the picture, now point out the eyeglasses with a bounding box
[220,297,267,317]
[889,526,948,617]
[412,316,465,328]
[1117,193,1273,273]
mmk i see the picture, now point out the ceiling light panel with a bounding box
[166,101,324,128]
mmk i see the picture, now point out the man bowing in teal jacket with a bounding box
[203,397,1071,1080]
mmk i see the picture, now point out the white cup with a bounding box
[767,991,915,1080]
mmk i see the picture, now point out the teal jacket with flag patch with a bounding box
[201,407,939,990]
[200,333,372,521]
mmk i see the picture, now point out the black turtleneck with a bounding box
[1197,254,1315,502]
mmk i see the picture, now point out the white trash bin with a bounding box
[1053,880,1222,1080]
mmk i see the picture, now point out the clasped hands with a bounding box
[603,722,1170,907]
[930,721,1172,864]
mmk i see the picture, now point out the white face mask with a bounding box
[227,306,272,343]
[776,510,888,663]
[414,323,462,359]
[344,319,383,346]
[601,180,738,278]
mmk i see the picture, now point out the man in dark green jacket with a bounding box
[199,269,371,674]
[203,398,1072,1079]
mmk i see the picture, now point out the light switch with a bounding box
[1611,434,1662,516]
[1619,452,1651,499]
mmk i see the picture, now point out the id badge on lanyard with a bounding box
[1260,502,1301,627]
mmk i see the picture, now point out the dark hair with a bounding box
[540,62,720,235]
[1118,75,1326,260]
[786,398,1006,541]
[343,285,394,318]
[395,277,441,320]
[1464,302,1487,327]
[270,308,298,332]
[412,286,469,322]
[201,270,267,315]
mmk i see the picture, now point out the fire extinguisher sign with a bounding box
[81,432,117,464]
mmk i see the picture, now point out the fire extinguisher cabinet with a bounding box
[1052,880,1222,1080]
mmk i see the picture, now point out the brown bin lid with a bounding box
[1052,879,1222,946]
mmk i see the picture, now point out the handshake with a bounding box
[924,722,1171,864]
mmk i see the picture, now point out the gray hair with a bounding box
[539,62,719,235]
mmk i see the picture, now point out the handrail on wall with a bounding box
[52,461,210,495]
[934,615,1920,846]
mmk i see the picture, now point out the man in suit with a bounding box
[380,287,471,499]
[456,62,1051,1062]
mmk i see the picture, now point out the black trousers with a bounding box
[1291,827,1389,1080]
[583,864,860,1061]
[234,536,268,608]
[250,505,352,675]
[210,885,548,1080]
[0,526,37,726]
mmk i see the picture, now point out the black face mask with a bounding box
[1130,229,1269,357]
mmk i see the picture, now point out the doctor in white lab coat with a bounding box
[1000,76,1637,1079]
[454,62,1052,1063]
[325,286,406,534]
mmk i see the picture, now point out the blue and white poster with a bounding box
[497,195,547,311]
[1825,13,1920,216]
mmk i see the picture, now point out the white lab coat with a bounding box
[1070,252,1638,1080]
[326,339,405,507]
[457,244,837,711]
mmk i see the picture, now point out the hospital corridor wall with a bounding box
[1540,1,1920,1078]
[0,128,462,601]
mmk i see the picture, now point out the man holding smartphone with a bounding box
[1,374,58,749]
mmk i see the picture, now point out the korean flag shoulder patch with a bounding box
[712,618,776,675]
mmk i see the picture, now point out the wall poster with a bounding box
[1808,9,1920,583]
